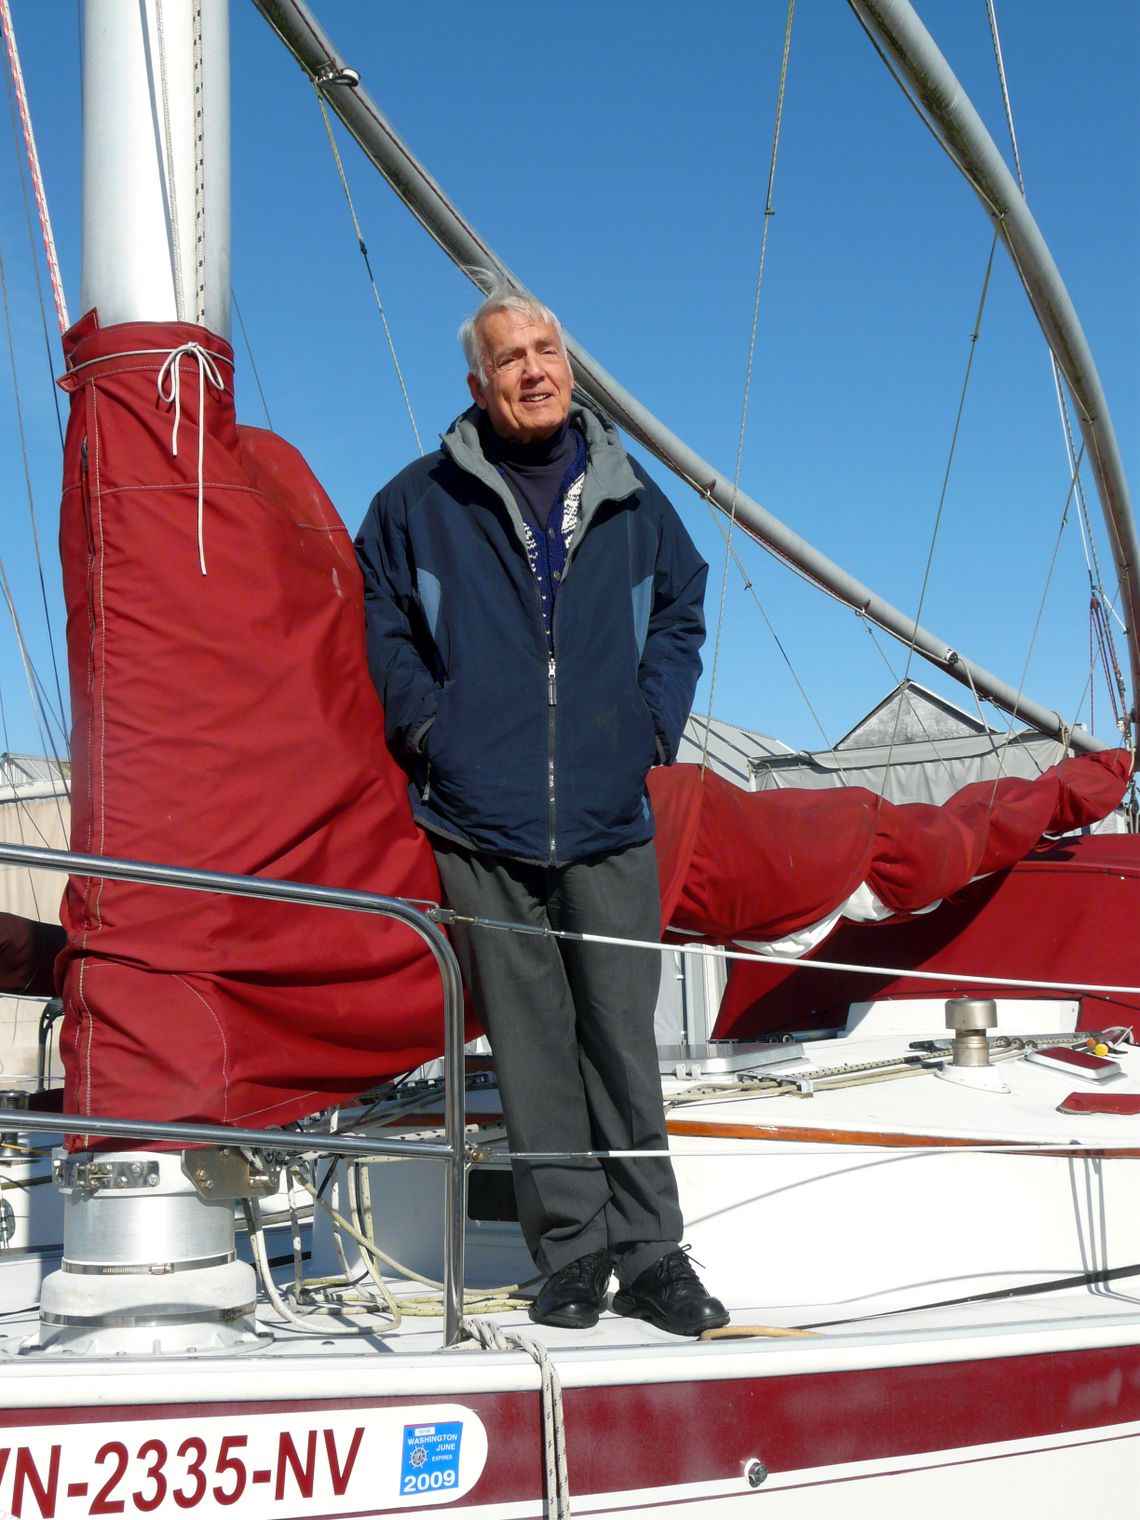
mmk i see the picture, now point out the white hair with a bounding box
[459,286,567,383]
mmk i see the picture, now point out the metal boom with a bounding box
[251,0,1135,755]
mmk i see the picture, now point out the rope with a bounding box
[2,24,65,455]
[314,83,423,456]
[153,0,186,322]
[0,0,68,333]
[156,341,227,575]
[290,1167,531,1316]
[461,1317,571,1519]
[702,0,795,771]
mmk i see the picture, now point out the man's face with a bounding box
[467,308,573,443]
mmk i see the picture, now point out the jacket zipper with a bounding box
[500,477,564,865]
[547,654,557,864]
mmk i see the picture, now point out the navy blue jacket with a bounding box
[354,402,707,865]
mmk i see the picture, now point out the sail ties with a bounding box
[156,340,225,576]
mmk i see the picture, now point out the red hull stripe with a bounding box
[5,1345,1139,1505]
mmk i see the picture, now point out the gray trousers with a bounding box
[432,836,682,1284]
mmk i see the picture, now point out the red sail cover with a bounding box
[648,750,1131,942]
[57,314,452,1142]
[715,835,1140,1040]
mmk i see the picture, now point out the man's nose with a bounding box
[521,350,545,379]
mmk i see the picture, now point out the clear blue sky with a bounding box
[1,0,1137,762]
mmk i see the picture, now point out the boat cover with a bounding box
[56,315,454,1144]
[714,834,1140,1038]
[649,747,1131,945]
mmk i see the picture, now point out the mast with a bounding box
[36,0,262,1363]
[249,0,1135,757]
[81,0,230,336]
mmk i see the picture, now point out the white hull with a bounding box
[1,998,1138,1517]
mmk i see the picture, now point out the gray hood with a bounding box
[441,396,642,549]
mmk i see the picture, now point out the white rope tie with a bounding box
[461,1317,570,1517]
[157,341,225,575]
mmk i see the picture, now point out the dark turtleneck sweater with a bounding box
[480,416,578,531]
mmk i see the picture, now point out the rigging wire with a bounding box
[846,0,1132,767]
[0,556,65,771]
[701,0,795,773]
[2,51,64,451]
[876,232,1000,798]
[153,0,186,323]
[0,0,71,775]
[0,236,70,763]
[314,81,423,457]
[700,491,845,769]
[984,442,1086,806]
[232,291,274,429]
[856,622,984,797]
[845,4,1004,224]
[984,0,1130,762]
[983,0,1024,190]
[445,908,1140,1000]
[0,697,42,920]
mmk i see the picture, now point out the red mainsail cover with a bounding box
[648,750,1131,944]
[57,314,451,1139]
[715,835,1140,1040]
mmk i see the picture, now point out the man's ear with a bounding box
[467,372,486,409]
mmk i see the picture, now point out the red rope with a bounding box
[0,0,68,335]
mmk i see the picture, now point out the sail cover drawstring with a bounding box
[156,340,225,574]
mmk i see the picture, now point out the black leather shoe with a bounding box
[529,1249,613,1329]
[612,1249,729,1336]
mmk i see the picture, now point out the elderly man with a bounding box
[355,288,726,1336]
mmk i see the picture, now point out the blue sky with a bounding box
[1,0,1137,762]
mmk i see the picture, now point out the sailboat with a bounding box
[0,1,1137,1516]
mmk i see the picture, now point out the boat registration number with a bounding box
[0,1404,487,1518]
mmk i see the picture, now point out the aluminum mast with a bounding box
[251,0,1132,755]
[82,0,231,336]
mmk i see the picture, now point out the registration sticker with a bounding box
[0,1403,487,1517]
[400,1422,463,1498]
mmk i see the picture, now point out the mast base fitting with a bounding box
[934,997,1010,1094]
[26,1149,269,1358]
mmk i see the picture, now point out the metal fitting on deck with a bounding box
[945,997,998,1068]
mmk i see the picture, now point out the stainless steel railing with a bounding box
[0,840,470,1346]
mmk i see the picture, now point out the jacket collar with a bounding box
[441,397,642,534]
